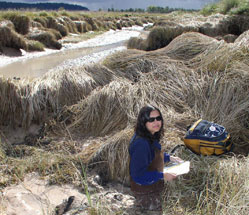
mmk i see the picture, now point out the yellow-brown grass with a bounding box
[127,37,148,50]
[0,65,114,128]
[0,15,248,215]
[3,13,30,35]
[163,148,249,215]
[163,32,221,60]
[46,16,69,36]
[0,26,27,50]
[86,128,134,185]
[27,30,62,49]
[234,29,249,48]
[63,80,135,137]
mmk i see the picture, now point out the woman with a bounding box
[129,105,182,213]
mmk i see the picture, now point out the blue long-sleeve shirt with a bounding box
[129,134,170,185]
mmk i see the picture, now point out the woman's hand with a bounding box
[163,172,177,181]
[170,156,184,163]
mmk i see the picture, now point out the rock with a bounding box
[55,196,75,215]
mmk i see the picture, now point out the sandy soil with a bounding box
[2,172,140,215]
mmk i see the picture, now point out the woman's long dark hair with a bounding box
[135,105,164,143]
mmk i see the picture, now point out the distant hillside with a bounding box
[0,1,89,11]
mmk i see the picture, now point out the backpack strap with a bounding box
[188,119,202,132]
[170,144,186,155]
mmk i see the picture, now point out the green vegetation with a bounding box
[2,12,31,35]
[108,5,198,13]
[201,0,249,15]
[27,40,45,51]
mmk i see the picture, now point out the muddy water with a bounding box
[0,41,124,79]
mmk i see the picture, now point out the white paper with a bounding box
[163,161,190,176]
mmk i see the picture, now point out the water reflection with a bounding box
[0,42,123,79]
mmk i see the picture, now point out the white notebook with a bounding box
[163,161,190,176]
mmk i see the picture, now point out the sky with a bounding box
[1,0,220,11]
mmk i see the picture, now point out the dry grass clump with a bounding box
[59,16,78,34]
[74,20,89,33]
[82,65,116,86]
[163,151,249,215]
[62,80,134,137]
[127,23,199,51]
[45,16,69,37]
[103,49,145,71]
[85,17,99,31]
[27,29,62,49]
[2,13,30,35]
[58,72,184,136]
[103,47,187,82]
[0,66,109,128]
[163,32,222,60]
[189,41,249,71]
[127,37,148,51]
[234,29,249,48]
[31,67,98,119]
[0,78,29,128]
[47,28,63,40]
[146,25,198,51]
[26,39,45,51]
[146,26,177,50]
[33,16,47,28]
[0,26,28,50]
[105,21,117,30]
[87,128,134,185]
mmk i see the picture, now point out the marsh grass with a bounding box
[163,150,249,215]
[0,26,28,50]
[2,12,31,35]
[27,39,45,51]
[0,10,156,55]
[127,37,148,50]
[0,9,249,215]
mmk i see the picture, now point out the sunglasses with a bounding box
[147,116,162,122]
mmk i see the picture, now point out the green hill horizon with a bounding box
[0,1,89,11]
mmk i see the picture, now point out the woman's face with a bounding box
[145,110,162,135]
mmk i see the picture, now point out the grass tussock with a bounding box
[26,40,45,51]
[127,37,148,50]
[163,147,249,215]
[146,26,182,50]
[163,32,220,60]
[0,66,105,129]
[0,26,28,50]
[2,12,30,35]
[84,128,134,185]
[62,80,133,137]
[27,30,62,49]
[234,29,249,47]
[127,24,199,51]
